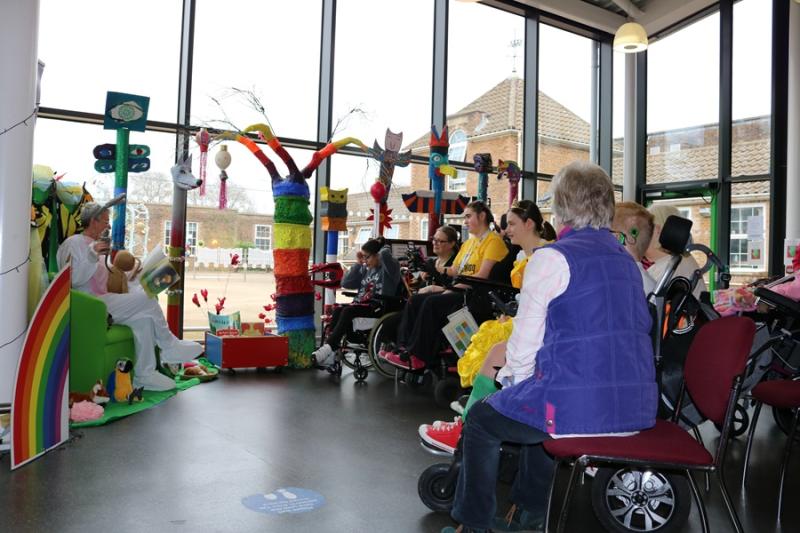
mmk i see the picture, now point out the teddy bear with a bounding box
[106,250,140,294]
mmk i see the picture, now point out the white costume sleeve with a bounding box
[496,247,570,387]
[57,236,99,290]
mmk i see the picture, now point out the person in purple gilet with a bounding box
[442,162,657,533]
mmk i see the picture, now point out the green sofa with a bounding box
[70,290,136,394]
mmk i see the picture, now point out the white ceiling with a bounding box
[517,0,718,38]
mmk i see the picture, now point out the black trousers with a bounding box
[452,401,554,530]
[325,304,379,350]
[398,291,464,364]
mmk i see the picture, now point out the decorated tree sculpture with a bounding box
[227,124,366,367]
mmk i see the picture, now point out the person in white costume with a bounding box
[57,198,202,391]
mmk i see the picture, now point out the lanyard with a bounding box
[457,230,490,274]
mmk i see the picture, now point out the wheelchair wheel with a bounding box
[354,366,369,382]
[367,312,402,379]
[418,463,456,513]
[434,376,463,409]
[772,406,800,440]
[591,467,690,533]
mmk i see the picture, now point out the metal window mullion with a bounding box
[314,0,337,323]
[170,0,196,337]
[770,0,790,276]
[717,0,733,268]
[432,0,448,130]
[597,40,613,176]
[522,12,539,201]
[634,51,647,204]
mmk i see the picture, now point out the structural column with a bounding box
[786,2,800,242]
[0,0,40,403]
[622,53,637,201]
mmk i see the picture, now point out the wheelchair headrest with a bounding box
[659,215,693,255]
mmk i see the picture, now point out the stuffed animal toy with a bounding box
[106,250,139,294]
[68,379,111,407]
[106,358,143,404]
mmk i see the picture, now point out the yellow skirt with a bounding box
[457,318,513,388]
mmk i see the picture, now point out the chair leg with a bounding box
[556,460,583,533]
[686,470,709,533]
[777,408,800,517]
[543,460,561,533]
[716,469,744,533]
[741,401,763,491]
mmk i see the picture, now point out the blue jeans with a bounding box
[452,401,554,530]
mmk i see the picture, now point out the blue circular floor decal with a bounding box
[242,487,325,515]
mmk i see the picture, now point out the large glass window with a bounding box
[732,0,772,177]
[191,1,321,139]
[447,1,525,214]
[729,181,770,285]
[538,24,594,178]
[254,224,272,251]
[38,0,181,121]
[647,12,720,184]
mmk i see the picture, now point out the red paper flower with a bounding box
[315,292,322,301]
[263,317,272,324]
[191,293,201,308]
[217,297,226,306]
[258,313,266,319]
[200,289,208,302]
[270,293,277,301]
[263,304,274,312]
[230,253,240,266]
[214,302,224,315]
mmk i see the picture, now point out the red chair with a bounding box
[542,316,756,533]
[741,377,800,517]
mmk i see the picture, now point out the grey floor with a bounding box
[0,366,798,533]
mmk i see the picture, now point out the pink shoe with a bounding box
[381,351,425,370]
[418,417,463,454]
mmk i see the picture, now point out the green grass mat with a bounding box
[70,378,201,428]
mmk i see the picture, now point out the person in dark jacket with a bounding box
[442,162,656,533]
[312,237,400,368]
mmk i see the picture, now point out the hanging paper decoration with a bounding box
[473,153,493,204]
[497,159,522,206]
[215,145,232,210]
[368,181,393,235]
[401,126,462,239]
[223,124,366,367]
[195,128,210,197]
[366,129,411,236]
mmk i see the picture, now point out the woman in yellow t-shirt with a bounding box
[418,201,557,454]
[382,201,507,370]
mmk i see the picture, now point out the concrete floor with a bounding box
[0,367,798,533]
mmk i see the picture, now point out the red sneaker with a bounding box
[418,417,462,454]
[381,351,425,371]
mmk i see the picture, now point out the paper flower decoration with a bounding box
[192,293,201,308]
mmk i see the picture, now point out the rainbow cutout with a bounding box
[11,266,71,470]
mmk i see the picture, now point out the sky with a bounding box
[32,0,773,214]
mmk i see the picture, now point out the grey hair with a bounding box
[550,161,615,230]
[648,204,681,229]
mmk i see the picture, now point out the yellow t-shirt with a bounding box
[452,231,507,277]
[509,241,554,289]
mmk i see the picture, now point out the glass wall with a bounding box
[646,12,720,184]
[729,180,771,285]
[38,0,181,121]
[447,0,525,215]
[538,24,594,178]
[191,0,321,139]
[731,0,772,178]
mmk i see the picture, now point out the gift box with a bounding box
[204,332,288,370]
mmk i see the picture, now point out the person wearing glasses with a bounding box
[419,200,557,454]
[381,201,508,371]
[441,162,655,533]
[417,225,460,294]
[312,237,400,368]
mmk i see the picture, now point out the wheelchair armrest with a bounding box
[754,287,800,318]
[455,275,517,293]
